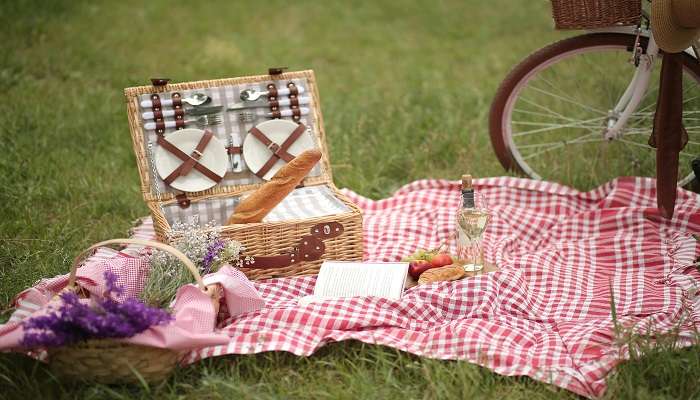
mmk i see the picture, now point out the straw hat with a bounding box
[651,0,700,53]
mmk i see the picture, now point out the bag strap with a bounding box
[240,222,344,269]
[649,52,689,219]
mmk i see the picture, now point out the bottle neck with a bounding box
[461,188,475,209]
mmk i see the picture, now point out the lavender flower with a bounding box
[143,219,243,307]
[202,240,226,275]
[104,270,124,298]
[21,272,172,348]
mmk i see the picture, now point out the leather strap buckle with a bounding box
[249,123,307,179]
[191,149,203,160]
[267,142,281,154]
[158,130,223,186]
[240,222,345,270]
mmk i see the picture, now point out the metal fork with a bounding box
[144,114,223,130]
[189,114,222,127]
[238,107,310,123]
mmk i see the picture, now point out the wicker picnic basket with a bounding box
[124,70,363,281]
[48,239,220,384]
[551,0,641,30]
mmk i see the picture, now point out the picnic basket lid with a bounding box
[124,70,333,203]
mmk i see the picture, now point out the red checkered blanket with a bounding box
[7,177,700,397]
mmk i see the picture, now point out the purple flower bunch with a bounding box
[21,271,172,348]
[202,239,227,275]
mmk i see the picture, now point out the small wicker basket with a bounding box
[46,239,219,384]
[550,0,641,30]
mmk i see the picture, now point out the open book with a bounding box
[299,261,409,305]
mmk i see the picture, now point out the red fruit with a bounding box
[430,253,453,268]
[408,260,435,279]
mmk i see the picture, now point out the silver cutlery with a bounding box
[227,96,311,111]
[141,105,222,120]
[239,86,306,102]
[139,93,211,108]
[143,114,222,130]
[229,132,244,172]
[238,107,310,122]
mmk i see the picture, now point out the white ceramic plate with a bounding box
[243,119,316,180]
[154,128,228,192]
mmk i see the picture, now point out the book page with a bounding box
[312,261,409,300]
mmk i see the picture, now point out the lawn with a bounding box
[1,0,698,399]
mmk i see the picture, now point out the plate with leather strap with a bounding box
[243,119,316,180]
[154,128,228,192]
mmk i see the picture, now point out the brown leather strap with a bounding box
[156,120,186,132]
[240,222,344,269]
[150,78,170,86]
[156,132,223,186]
[227,146,242,154]
[267,83,278,99]
[177,130,214,176]
[291,108,302,122]
[151,94,161,110]
[152,108,185,121]
[171,92,182,109]
[650,52,688,219]
[287,82,298,96]
[176,193,191,209]
[268,97,301,111]
[248,126,281,153]
[251,123,306,179]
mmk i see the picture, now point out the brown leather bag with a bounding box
[649,52,689,219]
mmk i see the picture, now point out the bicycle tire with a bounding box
[489,32,700,188]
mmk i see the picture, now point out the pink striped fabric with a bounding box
[2,177,699,398]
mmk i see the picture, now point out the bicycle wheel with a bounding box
[489,33,700,190]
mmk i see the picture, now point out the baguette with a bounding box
[226,149,322,224]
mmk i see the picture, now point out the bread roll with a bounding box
[226,150,322,224]
[417,264,466,285]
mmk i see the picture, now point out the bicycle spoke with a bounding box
[520,132,600,159]
[521,143,566,160]
[513,108,583,122]
[498,35,700,189]
[616,138,654,150]
[513,116,606,137]
[527,85,608,115]
[530,74,581,102]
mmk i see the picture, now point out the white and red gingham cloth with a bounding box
[3,177,699,398]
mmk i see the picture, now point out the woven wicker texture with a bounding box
[551,0,641,29]
[49,340,180,384]
[126,71,363,280]
[148,189,364,280]
[48,239,217,384]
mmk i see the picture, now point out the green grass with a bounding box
[1,0,698,398]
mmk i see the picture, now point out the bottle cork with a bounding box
[461,174,473,190]
[461,174,475,208]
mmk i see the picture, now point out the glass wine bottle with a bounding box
[455,174,490,272]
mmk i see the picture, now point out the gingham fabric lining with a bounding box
[137,77,322,195]
[161,185,349,226]
[264,186,350,222]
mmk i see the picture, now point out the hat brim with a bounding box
[652,0,700,53]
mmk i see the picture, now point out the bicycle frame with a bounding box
[593,26,698,141]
